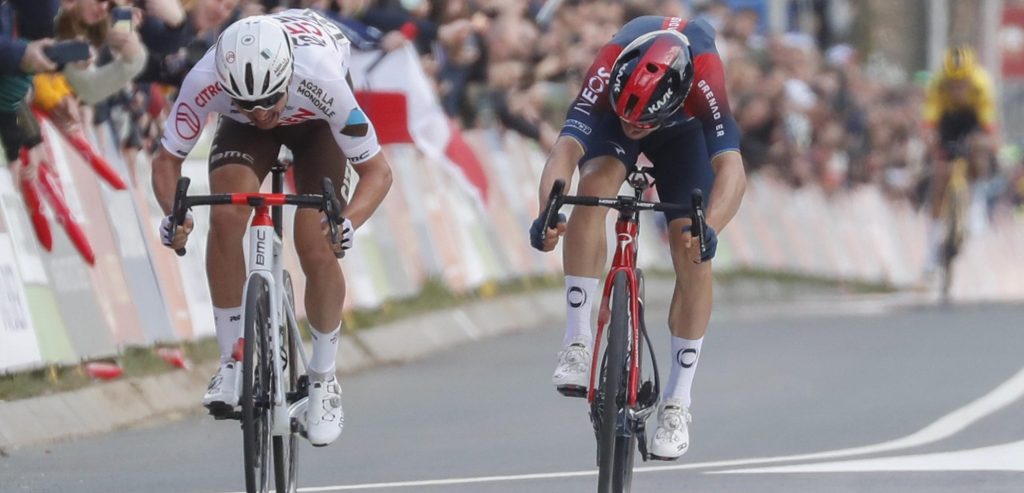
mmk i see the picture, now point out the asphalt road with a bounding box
[3,293,1024,493]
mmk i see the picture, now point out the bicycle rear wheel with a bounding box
[273,271,299,493]
[597,271,633,493]
[242,275,273,493]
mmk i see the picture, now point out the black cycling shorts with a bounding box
[209,117,351,202]
[577,113,716,222]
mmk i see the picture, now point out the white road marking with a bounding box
[713,440,1024,473]
[220,365,1024,492]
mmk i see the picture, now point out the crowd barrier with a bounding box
[1,118,1022,373]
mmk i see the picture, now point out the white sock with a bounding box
[666,336,703,407]
[309,324,341,380]
[564,275,599,347]
[213,306,243,363]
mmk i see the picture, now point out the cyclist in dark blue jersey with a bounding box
[529,15,746,460]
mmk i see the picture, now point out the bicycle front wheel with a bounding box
[273,271,299,493]
[242,275,273,493]
[597,271,633,493]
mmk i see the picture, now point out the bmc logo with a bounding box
[254,229,268,266]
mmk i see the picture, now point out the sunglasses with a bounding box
[233,91,286,112]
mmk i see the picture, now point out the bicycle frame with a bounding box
[239,202,312,437]
[587,212,643,409]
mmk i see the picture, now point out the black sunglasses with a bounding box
[232,91,286,112]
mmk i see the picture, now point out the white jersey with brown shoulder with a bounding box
[160,9,381,165]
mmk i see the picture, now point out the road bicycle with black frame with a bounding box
[938,151,970,303]
[169,164,346,493]
[539,172,709,493]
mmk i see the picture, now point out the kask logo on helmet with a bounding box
[613,64,627,94]
[648,87,674,113]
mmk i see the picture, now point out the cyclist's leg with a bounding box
[924,147,953,277]
[284,120,347,445]
[285,120,348,371]
[207,117,279,360]
[202,118,278,410]
[552,114,635,391]
[642,122,713,459]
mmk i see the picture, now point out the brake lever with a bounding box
[171,177,191,256]
[540,179,566,243]
[690,189,707,259]
[321,177,345,259]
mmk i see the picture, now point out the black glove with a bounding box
[529,213,566,251]
[683,224,718,263]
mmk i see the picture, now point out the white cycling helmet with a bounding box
[215,16,293,105]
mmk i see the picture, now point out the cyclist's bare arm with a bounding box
[151,146,193,250]
[534,135,582,250]
[537,136,584,212]
[344,151,393,229]
[703,150,746,233]
[152,147,186,215]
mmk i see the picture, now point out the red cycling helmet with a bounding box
[609,30,694,128]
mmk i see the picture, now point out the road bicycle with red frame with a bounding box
[169,164,346,493]
[540,172,709,493]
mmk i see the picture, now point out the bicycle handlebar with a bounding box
[540,178,710,259]
[169,176,346,258]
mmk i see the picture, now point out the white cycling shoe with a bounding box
[306,376,344,447]
[202,361,241,417]
[649,398,692,460]
[552,336,592,397]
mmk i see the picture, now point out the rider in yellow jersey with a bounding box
[920,45,998,276]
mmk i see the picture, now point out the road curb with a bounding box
[0,288,563,451]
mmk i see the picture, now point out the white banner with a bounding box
[0,234,42,372]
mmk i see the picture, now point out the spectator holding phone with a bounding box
[0,0,61,76]
[53,0,148,105]
[0,0,61,163]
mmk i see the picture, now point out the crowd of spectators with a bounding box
[322,0,1024,217]
[1,0,1022,215]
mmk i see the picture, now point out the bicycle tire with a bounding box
[940,159,969,302]
[273,271,299,493]
[242,275,273,493]
[597,271,631,493]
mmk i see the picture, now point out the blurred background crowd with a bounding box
[4,0,1024,220]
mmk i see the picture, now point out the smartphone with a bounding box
[111,6,133,33]
[43,40,91,66]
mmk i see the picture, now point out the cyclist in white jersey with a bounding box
[151,10,393,447]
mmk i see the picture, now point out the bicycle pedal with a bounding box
[206,402,239,420]
[556,385,588,398]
